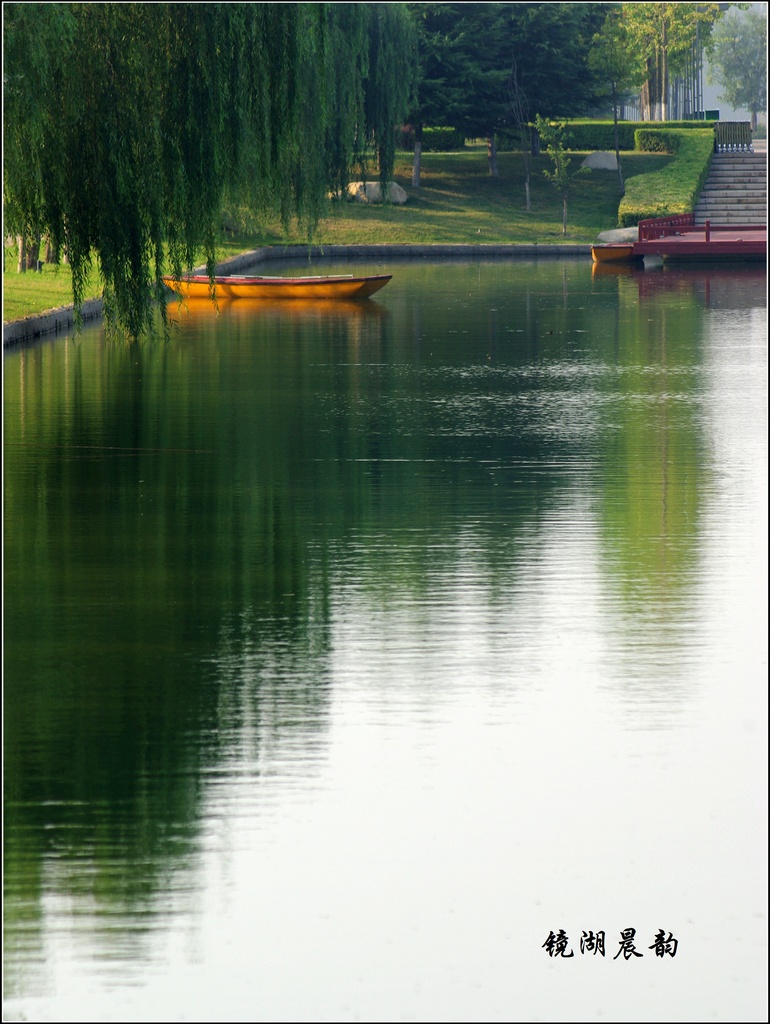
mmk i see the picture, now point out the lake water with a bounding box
[4,258,767,1022]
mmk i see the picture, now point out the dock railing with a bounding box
[714,122,753,152]
[638,215,763,244]
[638,214,694,241]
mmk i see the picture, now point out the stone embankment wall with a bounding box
[3,298,104,349]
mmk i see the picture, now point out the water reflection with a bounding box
[593,257,767,309]
[4,259,766,1021]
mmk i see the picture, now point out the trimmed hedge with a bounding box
[618,129,714,226]
[635,128,686,153]
[498,119,715,153]
[397,126,466,152]
[562,119,715,152]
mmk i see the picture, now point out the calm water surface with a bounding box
[4,259,767,1022]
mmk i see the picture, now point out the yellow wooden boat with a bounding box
[162,272,392,300]
[167,296,388,321]
[591,243,641,264]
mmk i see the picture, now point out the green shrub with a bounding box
[635,128,683,152]
[495,130,526,152]
[560,122,633,150]
[397,126,465,151]
[540,119,715,152]
[618,129,714,225]
[497,119,717,154]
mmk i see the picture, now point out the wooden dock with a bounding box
[633,214,766,261]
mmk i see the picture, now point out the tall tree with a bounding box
[406,2,514,177]
[406,3,468,187]
[707,6,767,130]
[588,7,638,194]
[407,4,606,180]
[509,3,608,119]
[3,4,416,337]
[621,3,723,121]
[450,3,516,176]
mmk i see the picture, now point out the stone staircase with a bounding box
[694,150,767,226]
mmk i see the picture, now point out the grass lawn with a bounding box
[3,146,671,323]
[2,252,100,324]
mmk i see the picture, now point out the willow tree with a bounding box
[3,4,76,272]
[367,4,419,187]
[3,3,416,337]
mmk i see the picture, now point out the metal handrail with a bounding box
[714,122,753,152]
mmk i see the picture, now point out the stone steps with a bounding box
[705,172,766,183]
[694,152,767,225]
[694,211,766,225]
[696,195,767,207]
[705,171,767,182]
[697,187,767,197]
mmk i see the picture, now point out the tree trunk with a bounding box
[412,124,422,188]
[487,134,499,176]
[17,236,26,274]
[26,234,41,271]
[661,20,669,121]
[562,193,568,236]
[640,79,651,121]
[613,94,624,195]
[45,236,56,263]
[518,127,532,210]
[641,52,667,121]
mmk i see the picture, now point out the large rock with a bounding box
[581,150,618,171]
[347,181,408,204]
[595,226,639,243]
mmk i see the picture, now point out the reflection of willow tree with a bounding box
[598,278,706,620]
[4,274,587,932]
[3,320,346,983]
[3,302,442,979]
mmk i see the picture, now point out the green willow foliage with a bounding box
[3,3,416,337]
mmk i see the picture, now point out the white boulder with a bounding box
[595,226,639,243]
[347,181,408,204]
[581,151,618,170]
